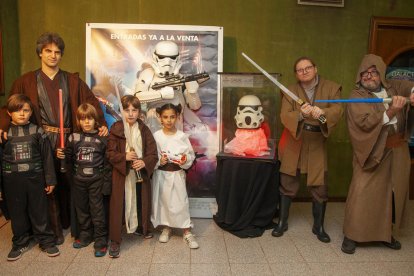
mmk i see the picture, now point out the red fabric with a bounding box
[224,128,270,156]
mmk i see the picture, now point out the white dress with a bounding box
[151,130,195,229]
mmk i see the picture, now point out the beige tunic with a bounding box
[344,54,414,242]
[278,77,343,186]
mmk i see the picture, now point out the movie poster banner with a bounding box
[86,23,223,217]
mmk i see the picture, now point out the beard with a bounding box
[360,79,381,92]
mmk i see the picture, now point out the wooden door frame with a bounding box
[369,16,414,64]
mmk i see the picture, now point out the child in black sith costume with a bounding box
[1,94,60,261]
[57,103,111,257]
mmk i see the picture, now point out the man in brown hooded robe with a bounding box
[272,57,343,243]
[342,54,414,254]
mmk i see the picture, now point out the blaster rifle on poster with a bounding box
[151,72,210,90]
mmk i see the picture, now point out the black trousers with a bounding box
[73,175,107,249]
[4,172,55,249]
[279,171,328,203]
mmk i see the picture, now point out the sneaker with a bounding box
[7,246,28,261]
[44,246,60,257]
[183,232,199,249]
[109,242,120,258]
[73,239,90,249]
[94,247,108,257]
[159,228,172,243]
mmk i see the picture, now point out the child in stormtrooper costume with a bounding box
[133,41,202,133]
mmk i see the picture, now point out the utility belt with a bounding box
[158,163,181,172]
[74,164,104,176]
[385,133,405,149]
[43,125,71,134]
[303,123,321,132]
[2,162,42,173]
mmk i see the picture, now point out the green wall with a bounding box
[0,0,20,105]
[1,0,414,197]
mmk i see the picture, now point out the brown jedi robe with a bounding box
[344,54,414,242]
[0,70,106,132]
[278,77,343,186]
[107,120,158,243]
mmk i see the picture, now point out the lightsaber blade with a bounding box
[241,52,327,124]
[315,98,395,104]
[58,89,67,172]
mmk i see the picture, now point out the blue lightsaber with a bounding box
[315,98,393,104]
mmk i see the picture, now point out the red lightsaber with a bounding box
[59,89,67,172]
[59,89,64,147]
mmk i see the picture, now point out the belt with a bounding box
[158,163,181,172]
[43,125,71,134]
[74,165,104,176]
[3,162,42,173]
[303,123,321,132]
[385,133,405,149]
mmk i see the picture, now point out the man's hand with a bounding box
[300,103,313,118]
[387,96,406,118]
[45,185,55,194]
[98,126,108,136]
[0,129,7,143]
[310,106,325,120]
[409,92,414,107]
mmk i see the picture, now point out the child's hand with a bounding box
[45,185,55,194]
[56,148,65,159]
[132,159,146,170]
[126,151,138,161]
[160,154,168,166]
[178,154,187,165]
[0,129,7,143]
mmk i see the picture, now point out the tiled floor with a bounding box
[0,201,413,275]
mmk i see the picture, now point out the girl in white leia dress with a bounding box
[151,103,199,249]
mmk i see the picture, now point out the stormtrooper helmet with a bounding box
[151,41,182,77]
[234,95,264,129]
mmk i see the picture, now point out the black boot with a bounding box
[312,201,331,243]
[272,195,291,237]
[341,236,356,254]
[382,236,401,250]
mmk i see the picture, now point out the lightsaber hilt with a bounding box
[297,99,327,124]
[130,147,143,183]
[60,154,67,173]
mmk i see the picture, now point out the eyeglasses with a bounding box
[361,70,379,78]
[295,65,314,74]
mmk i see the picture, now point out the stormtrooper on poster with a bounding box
[127,41,208,133]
